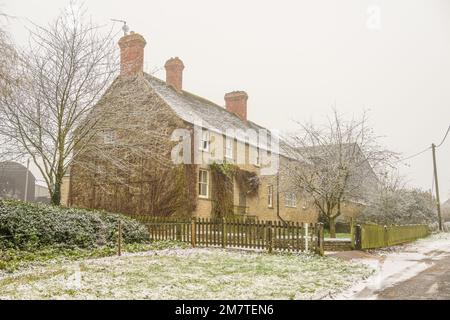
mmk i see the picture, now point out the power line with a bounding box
[395,125,450,163]
[436,125,450,148]
[395,146,431,163]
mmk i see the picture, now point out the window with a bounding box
[251,146,260,166]
[225,138,233,159]
[285,192,297,208]
[198,169,209,198]
[200,130,210,152]
[103,130,116,144]
[268,185,273,208]
[255,148,260,166]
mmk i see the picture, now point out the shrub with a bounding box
[0,200,149,249]
[358,188,437,226]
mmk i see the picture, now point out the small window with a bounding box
[251,146,260,166]
[255,148,260,166]
[285,192,297,208]
[268,185,273,208]
[225,138,233,159]
[103,130,116,144]
[198,169,209,198]
[200,130,210,152]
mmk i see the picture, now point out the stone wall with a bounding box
[324,239,353,252]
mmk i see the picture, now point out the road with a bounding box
[374,253,450,299]
[331,232,450,300]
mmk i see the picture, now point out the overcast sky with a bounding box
[2,0,450,201]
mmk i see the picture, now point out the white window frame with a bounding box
[250,146,260,167]
[255,148,260,167]
[103,130,116,145]
[200,129,210,152]
[225,138,234,160]
[268,185,273,208]
[285,192,297,208]
[198,169,209,198]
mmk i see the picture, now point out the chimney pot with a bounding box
[165,57,185,92]
[118,32,146,77]
[225,91,248,121]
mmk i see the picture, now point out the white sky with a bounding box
[2,0,450,201]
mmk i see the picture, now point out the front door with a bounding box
[238,192,247,214]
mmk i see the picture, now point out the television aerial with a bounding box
[111,19,129,36]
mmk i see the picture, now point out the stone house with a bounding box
[63,31,325,223]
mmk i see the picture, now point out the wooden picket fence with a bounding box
[128,215,324,254]
[353,223,430,250]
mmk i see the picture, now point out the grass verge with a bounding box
[0,241,190,273]
[0,247,373,300]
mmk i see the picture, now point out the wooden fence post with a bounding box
[222,217,227,248]
[176,223,181,241]
[350,218,355,250]
[384,225,389,247]
[304,223,309,252]
[315,223,324,256]
[191,217,196,247]
[117,220,122,256]
[354,224,362,250]
[267,221,273,253]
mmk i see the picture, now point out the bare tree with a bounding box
[0,3,119,205]
[358,170,437,225]
[68,75,197,216]
[282,110,395,237]
[0,13,17,102]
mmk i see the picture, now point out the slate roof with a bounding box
[145,74,265,134]
[144,73,294,158]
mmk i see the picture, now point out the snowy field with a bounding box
[0,248,372,300]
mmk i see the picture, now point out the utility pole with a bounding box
[276,173,280,219]
[431,143,442,231]
[24,158,30,202]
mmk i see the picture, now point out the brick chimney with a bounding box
[118,32,146,77]
[225,91,248,120]
[164,57,185,92]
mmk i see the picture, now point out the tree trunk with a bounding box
[329,216,336,238]
[50,177,62,206]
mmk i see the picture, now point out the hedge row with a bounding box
[0,200,149,249]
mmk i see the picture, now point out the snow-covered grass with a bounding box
[0,241,190,274]
[0,247,372,300]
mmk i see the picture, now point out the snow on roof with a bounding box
[145,74,264,133]
[144,73,297,159]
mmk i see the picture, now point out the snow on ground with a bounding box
[0,248,372,300]
[330,232,450,300]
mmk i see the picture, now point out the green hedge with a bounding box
[0,200,149,250]
[360,223,429,249]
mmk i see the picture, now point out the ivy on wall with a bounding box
[210,162,260,219]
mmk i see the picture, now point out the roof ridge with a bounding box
[144,73,266,130]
